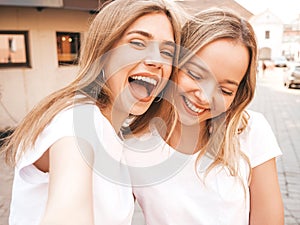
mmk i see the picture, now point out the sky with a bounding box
[235,0,300,23]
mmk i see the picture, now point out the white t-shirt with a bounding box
[9,104,134,225]
[124,110,282,225]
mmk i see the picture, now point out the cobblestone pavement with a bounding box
[248,68,300,225]
[0,155,14,225]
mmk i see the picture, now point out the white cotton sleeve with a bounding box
[17,104,103,184]
[240,110,282,168]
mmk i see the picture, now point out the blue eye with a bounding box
[130,40,145,48]
[161,50,174,58]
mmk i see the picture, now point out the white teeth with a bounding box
[184,97,205,113]
[131,76,157,86]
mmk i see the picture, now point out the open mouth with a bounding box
[182,96,205,115]
[128,75,158,101]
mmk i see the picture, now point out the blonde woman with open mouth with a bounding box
[0,0,185,224]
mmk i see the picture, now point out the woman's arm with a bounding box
[39,137,95,225]
[249,158,284,225]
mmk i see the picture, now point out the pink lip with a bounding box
[181,95,206,116]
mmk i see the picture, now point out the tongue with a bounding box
[130,82,149,99]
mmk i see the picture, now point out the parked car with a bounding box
[273,56,288,67]
[283,65,300,88]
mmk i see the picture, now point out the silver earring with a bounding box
[154,90,164,102]
[99,69,105,80]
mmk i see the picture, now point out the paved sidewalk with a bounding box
[0,155,14,225]
[248,70,300,225]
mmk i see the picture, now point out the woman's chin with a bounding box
[177,114,200,126]
[129,102,152,116]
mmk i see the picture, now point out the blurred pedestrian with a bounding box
[262,60,267,75]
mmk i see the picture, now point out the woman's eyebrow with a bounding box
[220,79,239,87]
[187,61,211,74]
[127,30,153,39]
[126,30,175,46]
[162,41,176,49]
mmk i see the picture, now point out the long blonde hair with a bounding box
[0,0,184,166]
[182,8,257,180]
[153,8,257,181]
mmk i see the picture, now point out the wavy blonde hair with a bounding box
[180,8,258,181]
[146,8,257,184]
[0,0,184,166]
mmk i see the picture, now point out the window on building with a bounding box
[56,32,80,65]
[0,31,30,68]
[265,30,270,39]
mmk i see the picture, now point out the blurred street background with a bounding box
[249,66,300,225]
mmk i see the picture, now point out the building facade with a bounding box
[282,15,300,61]
[250,9,284,60]
[0,2,99,129]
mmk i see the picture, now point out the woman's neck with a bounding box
[101,106,128,133]
[169,121,206,155]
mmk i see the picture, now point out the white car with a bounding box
[273,56,288,67]
[283,65,300,88]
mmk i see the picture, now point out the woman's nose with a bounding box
[194,89,210,105]
[194,81,216,105]
[143,42,164,69]
[143,58,163,69]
